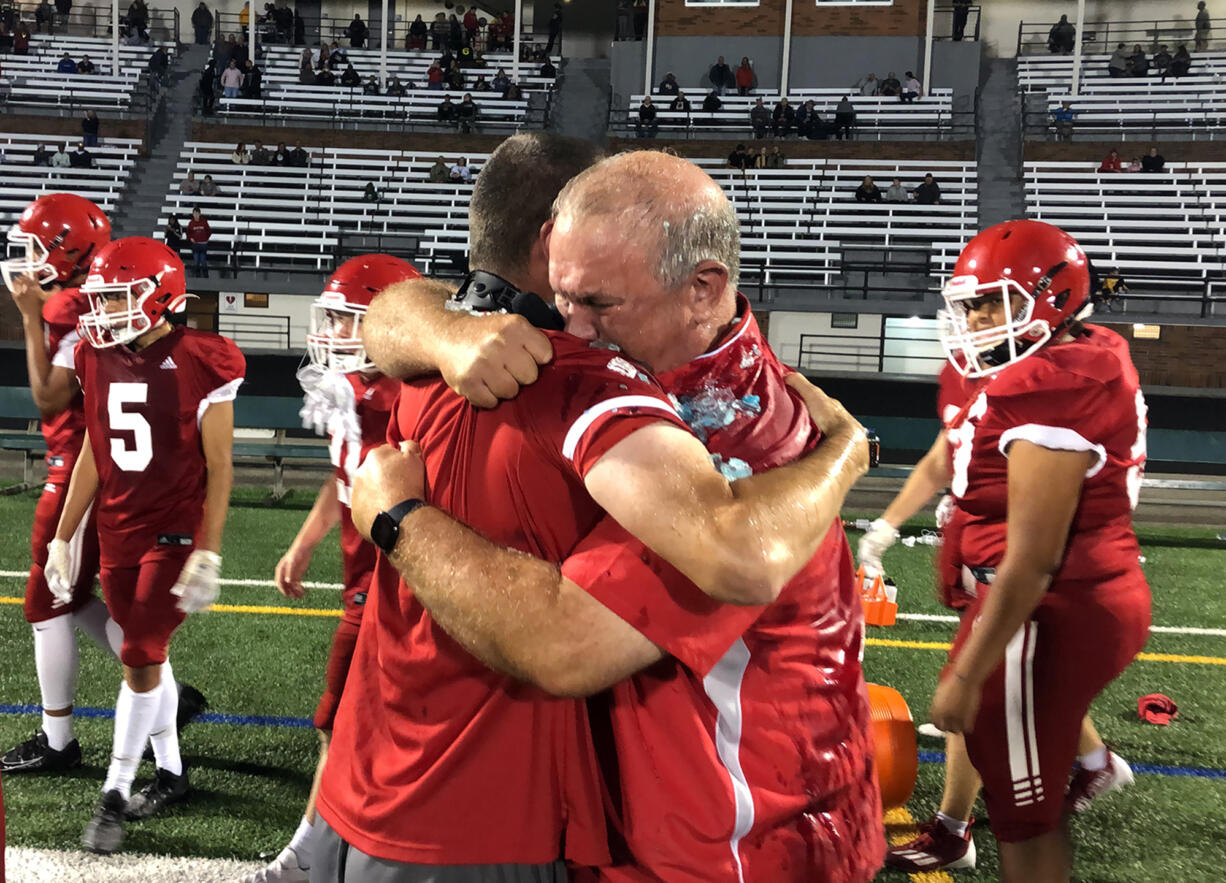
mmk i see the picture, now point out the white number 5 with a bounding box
[108,382,153,472]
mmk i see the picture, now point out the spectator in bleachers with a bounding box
[902,71,922,102]
[450,14,463,52]
[14,20,31,54]
[200,174,219,196]
[0,24,15,53]
[1170,44,1192,76]
[951,0,972,41]
[388,75,410,95]
[1052,101,1076,141]
[363,182,380,202]
[220,59,242,98]
[250,140,272,164]
[772,97,795,137]
[658,72,679,96]
[750,97,770,139]
[341,63,361,87]
[180,171,201,195]
[670,93,691,112]
[457,93,478,132]
[636,95,658,138]
[328,42,348,70]
[164,216,183,254]
[504,81,523,100]
[736,57,755,95]
[55,0,72,30]
[428,155,451,182]
[364,75,380,95]
[81,109,100,146]
[751,146,768,169]
[913,173,941,204]
[540,58,556,79]
[427,60,444,89]
[1142,146,1166,173]
[192,3,212,46]
[186,207,211,277]
[1127,45,1149,76]
[69,142,93,168]
[834,96,856,140]
[885,177,907,202]
[288,144,309,167]
[438,94,457,124]
[50,143,70,167]
[57,52,76,73]
[121,21,148,46]
[35,0,52,33]
[1125,155,1143,172]
[149,45,169,83]
[1153,45,1172,77]
[879,72,901,97]
[127,0,147,30]
[766,145,785,169]
[450,156,472,183]
[32,144,50,165]
[77,54,95,73]
[464,7,480,46]
[199,59,217,114]
[231,142,249,164]
[1048,15,1076,54]
[709,56,733,95]
[431,13,447,51]
[273,142,289,165]
[855,175,883,203]
[1108,43,1130,77]
[1097,268,1129,311]
[238,0,249,28]
[294,10,305,45]
[349,14,368,49]
[1098,148,1123,172]
[793,98,809,132]
[314,41,330,70]
[408,14,428,50]
[857,73,879,96]
[1196,2,1211,51]
[492,68,510,92]
[727,144,750,170]
[703,90,722,112]
[473,74,490,91]
[299,47,315,84]
[546,3,563,54]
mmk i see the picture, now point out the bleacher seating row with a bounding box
[687,158,976,287]
[1018,51,1224,91]
[623,89,957,140]
[0,34,174,111]
[155,143,486,274]
[1024,160,1226,304]
[0,133,141,224]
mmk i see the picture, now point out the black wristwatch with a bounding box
[370,499,425,555]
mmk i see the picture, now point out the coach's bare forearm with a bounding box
[363,278,459,380]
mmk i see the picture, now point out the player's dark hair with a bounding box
[468,133,604,280]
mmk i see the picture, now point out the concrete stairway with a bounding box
[547,56,611,144]
[975,57,1027,228]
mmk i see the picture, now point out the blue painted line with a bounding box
[915,750,1226,781]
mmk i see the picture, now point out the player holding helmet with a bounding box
[2,194,122,774]
[923,219,1150,881]
[243,255,419,883]
[47,237,245,854]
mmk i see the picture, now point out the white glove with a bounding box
[297,363,356,438]
[171,550,222,614]
[857,518,899,576]
[44,538,75,608]
[935,494,956,529]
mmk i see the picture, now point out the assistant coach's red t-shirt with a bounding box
[563,299,885,883]
[318,332,689,867]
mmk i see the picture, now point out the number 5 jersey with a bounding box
[74,327,246,567]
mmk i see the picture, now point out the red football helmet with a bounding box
[2,193,111,289]
[307,254,421,373]
[939,219,1092,378]
[78,237,189,348]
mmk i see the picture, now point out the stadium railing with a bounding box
[1016,17,1213,56]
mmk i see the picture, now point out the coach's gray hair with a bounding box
[551,151,740,292]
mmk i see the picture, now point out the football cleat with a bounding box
[1065,751,1135,815]
[125,766,190,820]
[82,789,127,854]
[241,846,311,883]
[885,815,977,872]
[1,729,82,773]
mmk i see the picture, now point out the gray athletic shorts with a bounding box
[309,818,569,883]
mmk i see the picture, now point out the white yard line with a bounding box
[3,570,1225,637]
[5,846,262,883]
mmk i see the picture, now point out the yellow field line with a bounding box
[884,806,955,883]
[4,597,1224,665]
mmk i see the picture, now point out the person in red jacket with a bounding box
[185,207,211,278]
[1097,148,1122,172]
[736,56,755,94]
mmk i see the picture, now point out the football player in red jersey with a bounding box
[924,219,1150,881]
[1,193,122,774]
[244,255,419,883]
[46,237,246,855]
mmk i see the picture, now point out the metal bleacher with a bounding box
[0,133,141,224]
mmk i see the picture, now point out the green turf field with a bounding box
[0,488,1223,881]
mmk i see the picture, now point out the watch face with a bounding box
[371,511,397,553]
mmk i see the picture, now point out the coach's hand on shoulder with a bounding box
[44,539,75,607]
[440,313,553,409]
[785,373,869,477]
[171,550,222,614]
[351,441,427,542]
